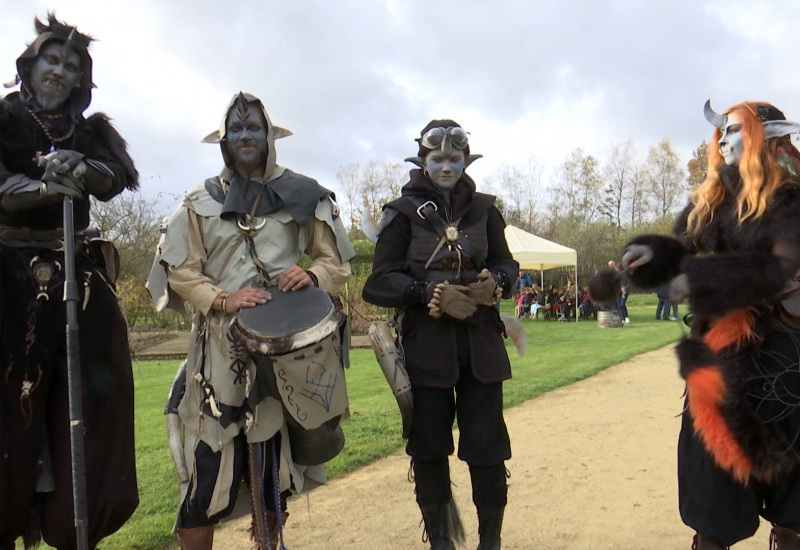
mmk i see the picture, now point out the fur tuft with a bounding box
[587,267,621,303]
[685,365,726,406]
[686,370,753,483]
[704,309,757,353]
[501,315,526,356]
[447,495,466,545]
[676,337,718,379]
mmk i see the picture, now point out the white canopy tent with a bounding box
[504,225,579,319]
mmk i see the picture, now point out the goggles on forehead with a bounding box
[420,126,469,150]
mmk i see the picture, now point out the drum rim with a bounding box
[230,296,344,356]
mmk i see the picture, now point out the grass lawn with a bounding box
[32,294,685,549]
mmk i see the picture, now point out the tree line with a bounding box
[95,137,710,332]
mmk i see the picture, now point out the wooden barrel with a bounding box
[597,310,623,328]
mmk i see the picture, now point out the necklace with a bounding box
[26,108,77,146]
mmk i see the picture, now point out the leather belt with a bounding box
[0,226,99,249]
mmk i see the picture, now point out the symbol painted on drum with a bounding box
[298,361,338,413]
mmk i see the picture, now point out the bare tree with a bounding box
[602,139,638,228]
[550,148,603,223]
[90,193,166,282]
[486,156,544,230]
[645,136,686,217]
[337,160,407,232]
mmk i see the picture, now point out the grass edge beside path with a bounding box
[90,300,685,549]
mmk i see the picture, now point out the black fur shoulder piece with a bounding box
[84,112,139,191]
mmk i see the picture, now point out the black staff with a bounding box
[62,194,89,550]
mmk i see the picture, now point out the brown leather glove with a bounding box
[464,269,502,306]
[427,281,477,319]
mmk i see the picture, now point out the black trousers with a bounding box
[406,328,511,508]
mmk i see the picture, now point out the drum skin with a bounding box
[230,285,343,356]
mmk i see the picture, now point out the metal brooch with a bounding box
[444,224,459,242]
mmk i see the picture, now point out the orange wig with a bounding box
[686,102,800,237]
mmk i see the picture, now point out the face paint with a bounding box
[425,150,466,190]
[30,42,82,111]
[719,112,744,166]
[225,107,268,176]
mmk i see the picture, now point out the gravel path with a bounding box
[209,344,771,549]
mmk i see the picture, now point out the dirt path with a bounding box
[214,345,772,549]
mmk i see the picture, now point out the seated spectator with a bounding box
[530,285,546,319]
[521,287,535,319]
[545,285,561,320]
[559,286,574,321]
[579,287,597,319]
[515,289,527,318]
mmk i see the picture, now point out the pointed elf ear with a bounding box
[404,156,425,168]
[464,154,483,168]
[201,130,221,143]
[273,126,293,139]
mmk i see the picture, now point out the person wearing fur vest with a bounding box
[591,100,800,549]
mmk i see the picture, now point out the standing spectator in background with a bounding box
[514,269,532,302]
[619,283,630,323]
[655,283,671,320]
[669,300,679,321]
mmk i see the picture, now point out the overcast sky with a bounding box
[3,0,800,214]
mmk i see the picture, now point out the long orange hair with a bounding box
[686,102,800,237]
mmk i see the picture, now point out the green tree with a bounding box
[687,141,709,188]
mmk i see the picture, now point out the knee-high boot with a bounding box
[691,533,728,550]
[771,525,800,550]
[476,506,504,550]
[419,503,456,550]
[175,525,214,550]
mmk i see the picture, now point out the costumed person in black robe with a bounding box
[0,12,139,550]
[362,120,518,550]
[590,100,800,549]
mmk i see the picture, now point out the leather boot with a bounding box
[419,503,456,550]
[691,533,729,550]
[175,525,214,550]
[477,507,504,550]
[771,525,800,550]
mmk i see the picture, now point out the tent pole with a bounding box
[575,267,579,323]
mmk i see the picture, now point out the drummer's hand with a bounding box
[275,265,313,292]
[227,288,271,312]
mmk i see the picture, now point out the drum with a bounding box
[230,285,349,464]
[230,285,344,356]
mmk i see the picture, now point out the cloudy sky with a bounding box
[3,0,799,214]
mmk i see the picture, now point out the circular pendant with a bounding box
[32,262,56,285]
[445,225,459,242]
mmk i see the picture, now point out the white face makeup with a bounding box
[30,42,82,111]
[424,149,466,190]
[719,112,744,166]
